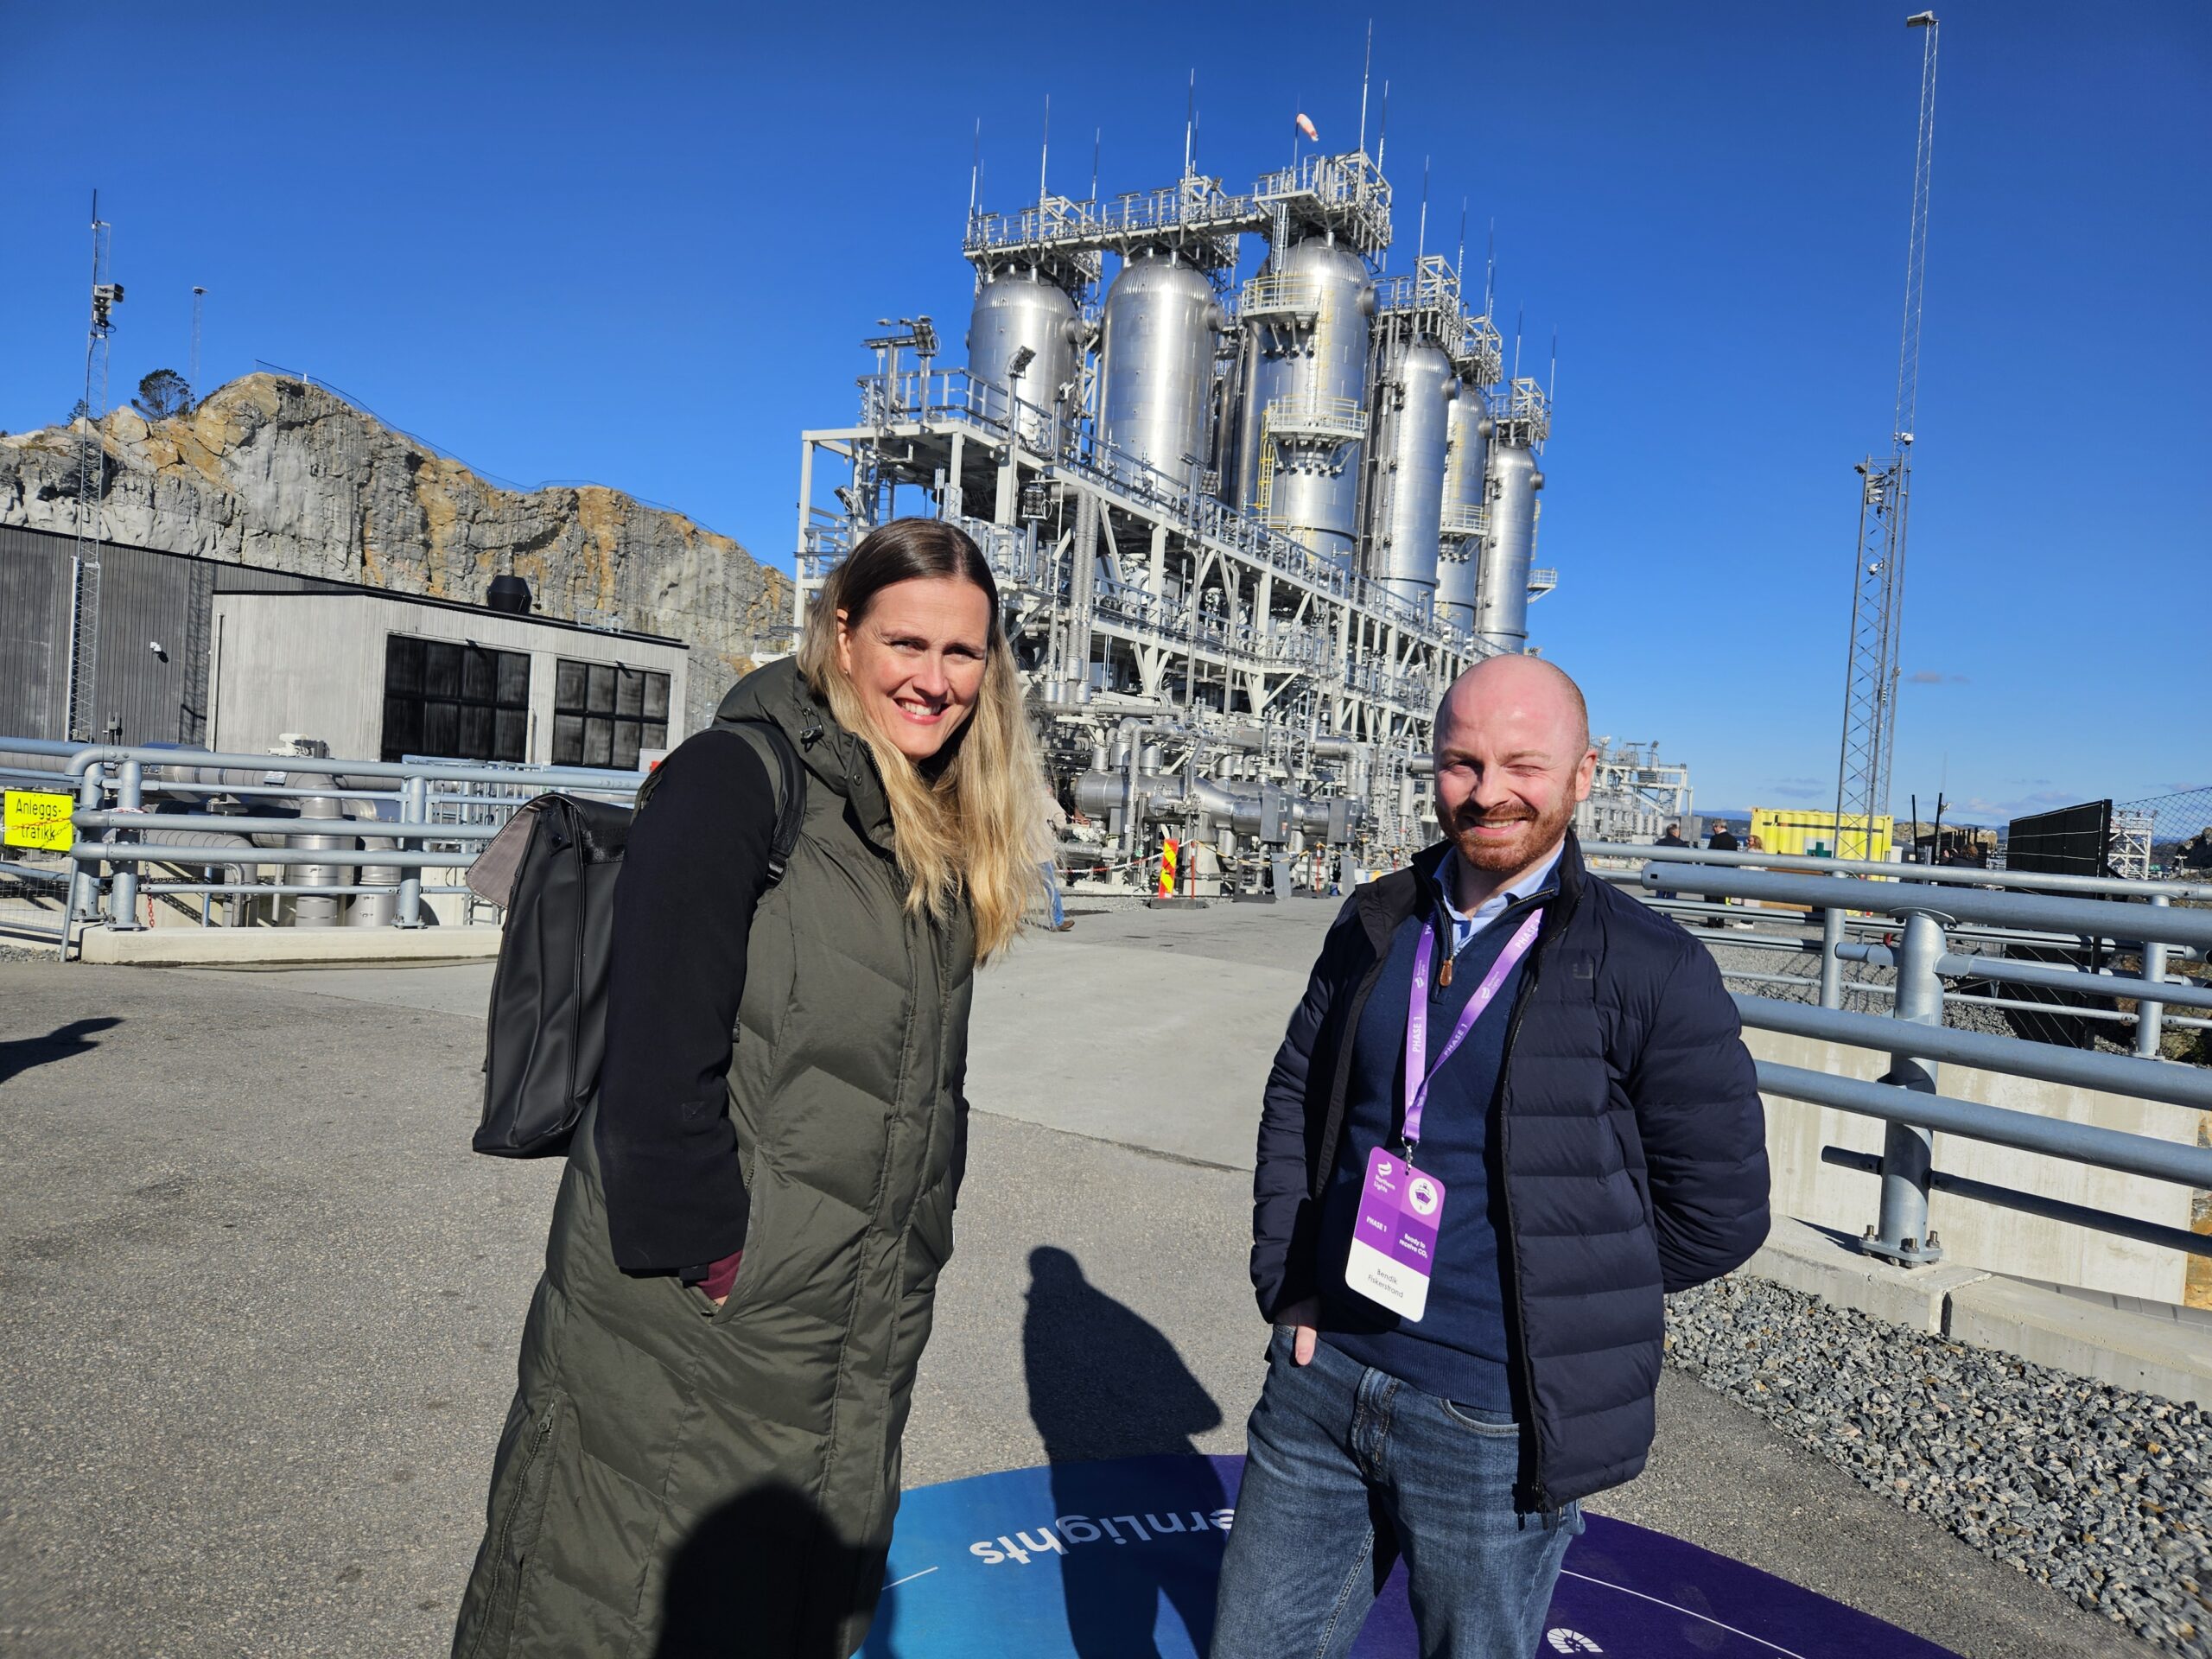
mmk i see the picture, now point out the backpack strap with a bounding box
[632,720,808,887]
[718,719,807,886]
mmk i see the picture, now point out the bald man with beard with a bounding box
[1212,656,1770,1659]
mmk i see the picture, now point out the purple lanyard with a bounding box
[1402,907,1543,1150]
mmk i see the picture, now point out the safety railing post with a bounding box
[395,774,429,928]
[67,764,105,938]
[1818,875,1847,1009]
[2135,894,2170,1059]
[1869,909,1946,1266]
[107,759,145,931]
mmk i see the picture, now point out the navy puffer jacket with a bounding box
[1251,833,1770,1510]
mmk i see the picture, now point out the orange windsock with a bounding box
[1295,112,1319,143]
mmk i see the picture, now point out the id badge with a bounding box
[1345,1145,1446,1322]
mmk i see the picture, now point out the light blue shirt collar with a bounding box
[1442,842,1563,956]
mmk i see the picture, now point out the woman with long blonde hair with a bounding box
[455,518,1045,1658]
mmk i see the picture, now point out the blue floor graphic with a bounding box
[860,1455,1961,1657]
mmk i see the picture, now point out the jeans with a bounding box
[1039,858,1066,928]
[1211,1329,1582,1659]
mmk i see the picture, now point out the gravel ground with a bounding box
[1669,1274,2209,1656]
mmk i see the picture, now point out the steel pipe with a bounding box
[1869,912,1946,1264]
[59,741,643,791]
[1841,939,2212,1010]
[1645,865,2212,953]
[71,810,498,841]
[1754,1058,2212,1190]
[2139,896,2171,1058]
[1821,1147,2212,1260]
[1592,838,2212,903]
[65,842,469,868]
[1736,994,2212,1111]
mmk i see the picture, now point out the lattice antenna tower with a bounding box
[1833,13,1939,861]
[65,193,123,743]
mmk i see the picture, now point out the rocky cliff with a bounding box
[0,374,791,731]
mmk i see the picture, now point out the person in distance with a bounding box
[1213,655,1771,1659]
[454,518,1045,1659]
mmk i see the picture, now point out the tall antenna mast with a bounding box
[1039,95,1050,212]
[1376,80,1389,174]
[1357,22,1374,154]
[1485,219,1496,315]
[1416,159,1429,263]
[190,286,207,403]
[968,119,981,224]
[1833,12,1942,868]
[1184,72,1196,177]
[65,193,122,744]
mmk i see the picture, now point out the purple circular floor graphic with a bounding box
[859,1455,1960,1657]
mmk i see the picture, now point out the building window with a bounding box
[381,634,530,763]
[552,658,668,769]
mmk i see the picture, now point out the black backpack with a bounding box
[467,719,807,1158]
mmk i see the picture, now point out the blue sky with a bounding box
[3,3,2205,822]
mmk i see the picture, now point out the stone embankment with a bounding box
[1669,1274,2210,1657]
[0,376,791,731]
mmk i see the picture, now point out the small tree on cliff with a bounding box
[132,369,193,421]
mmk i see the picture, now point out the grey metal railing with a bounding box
[3,738,642,944]
[1586,848,2212,1270]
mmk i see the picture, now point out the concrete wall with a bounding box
[1746,1027,2201,1306]
[208,592,688,767]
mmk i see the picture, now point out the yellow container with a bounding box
[1749,808,1892,862]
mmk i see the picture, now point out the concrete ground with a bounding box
[0,900,2153,1657]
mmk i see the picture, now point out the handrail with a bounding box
[1754,1058,2212,1190]
[1836,939,2212,1012]
[1637,862,2212,950]
[72,810,503,840]
[1736,995,2212,1111]
[16,737,652,941]
[1586,837,2212,902]
[55,742,643,790]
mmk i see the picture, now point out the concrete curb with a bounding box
[1745,1216,1990,1334]
[1946,1275,2212,1406]
[77,925,503,967]
[1738,1217,2212,1407]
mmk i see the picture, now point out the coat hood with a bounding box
[715,657,896,852]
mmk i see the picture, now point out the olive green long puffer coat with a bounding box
[454,659,976,1659]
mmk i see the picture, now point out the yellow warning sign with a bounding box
[3,790,75,852]
[1157,838,1179,899]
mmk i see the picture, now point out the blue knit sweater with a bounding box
[1313,870,1554,1409]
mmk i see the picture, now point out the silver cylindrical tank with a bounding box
[1476,439,1543,652]
[966,270,1080,444]
[1363,339,1455,608]
[1434,383,1491,632]
[289,793,350,928]
[1097,251,1222,487]
[1245,238,1373,567]
[351,836,400,927]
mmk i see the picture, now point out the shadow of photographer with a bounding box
[1023,1246,1228,1659]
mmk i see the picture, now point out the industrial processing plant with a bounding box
[791,134,1691,894]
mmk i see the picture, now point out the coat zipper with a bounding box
[1495,871,1582,1518]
